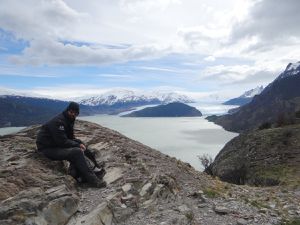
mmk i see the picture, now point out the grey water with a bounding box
[80,115,238,171]
[0,127,26,136]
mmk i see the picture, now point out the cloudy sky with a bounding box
[0,0,299,100]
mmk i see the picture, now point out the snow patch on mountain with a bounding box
[240,86,264,98]
[78,89,195,106]
[286,62,300,71]
[276,61,300,80]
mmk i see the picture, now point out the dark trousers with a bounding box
[41,147,96,183]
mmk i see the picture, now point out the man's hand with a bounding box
[80,143,86,151]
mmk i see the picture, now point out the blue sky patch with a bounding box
[0,29,28,55]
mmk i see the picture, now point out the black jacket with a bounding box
[36,111,81,150]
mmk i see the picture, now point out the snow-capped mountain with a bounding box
[223,86,264,106]
[239,86,264,98]
[261,61,300,93]
[79,89,195,106]
[276,61,300,80]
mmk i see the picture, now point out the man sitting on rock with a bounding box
[36,102,106,188]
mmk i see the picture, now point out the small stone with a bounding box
[269,203,276,209]
[139,183,153,197]
[142,199,154,208]
[258,208,268,214]
[283,204,289,209]
[270,212,278,217]
[122,183,132,193]
[178,205,191,213]
[198,203,207,208]
[214,206,230,215]
[288,210,295,215]
[121,194,134,202]
[198,190,204,194]
[237,218,248,225]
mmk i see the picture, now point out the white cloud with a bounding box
[30,85,114,100]
[0,64,58,77]
[137,66,180,73]
[0,0,299,97]
[0,0,82,40]
[96,74,133,79]
[200,63,281,86]
[225,0,300,63]
[0,0,250,66]
[0,0,171,65]
[230,0,300,45]
[9,37,169,65]
[120,0,181,14]
[204,56,216,62]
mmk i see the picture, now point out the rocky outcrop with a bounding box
[208,124,300,187]
[1,121,300,224]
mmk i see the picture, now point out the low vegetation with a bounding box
[282,219,300,225]
[198,154,213,170]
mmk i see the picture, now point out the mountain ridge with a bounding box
[223,86,264,106]
[208,62,300,133]
[78,89,195,106]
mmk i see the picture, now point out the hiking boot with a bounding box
[94,168,106,180]
[93,167,102,173]
[68,164,79,179]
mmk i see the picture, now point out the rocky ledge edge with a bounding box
[0,120,299,225]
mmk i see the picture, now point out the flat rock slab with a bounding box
[71,202,113,225]
[89,142,109,151]
[104,167,123,185]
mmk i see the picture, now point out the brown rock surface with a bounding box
[1,120,299,225]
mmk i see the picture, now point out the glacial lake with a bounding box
[80,115,238,171]
[0,103,238,171]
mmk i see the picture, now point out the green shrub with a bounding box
[203,188,219,198]
[282,219,300,225]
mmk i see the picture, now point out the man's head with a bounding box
[66,102,80,121]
